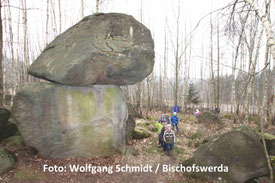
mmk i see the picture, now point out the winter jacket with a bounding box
[165,117,171,124]
[158,118,165,123]
[155,122,164,134]
[171,116,179,125]
[163,130,176,144]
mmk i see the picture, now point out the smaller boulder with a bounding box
[0,147,17,175]
[132,127,151,139]
[125,115,136,144]
[0,108,11,135]
[181,127,269,183]
[197,111,222,125]
[0,121,18,141]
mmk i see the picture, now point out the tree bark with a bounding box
[244,1,274,181]
[210,15,216,109]
[81,0,84,18]
[0,1,3,106]
[245,0,275,63]
[216,21,220,110]
[96,0,100,13]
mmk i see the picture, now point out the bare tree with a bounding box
[58,0,62,33]
[174,4,180,107]
[96,0,100,13]
[81,0,84,18]
[163,26,168,112]
[210,15,217,109]
[46,0,50,45]
[0,1,3,106]
[216,20,220,110]
[245,0,275,62]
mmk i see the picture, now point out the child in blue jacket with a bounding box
[171,112,179,133]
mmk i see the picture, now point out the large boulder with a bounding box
[12,82,128,158]
[28,13,155,86]
[0,108,11,136]
[0,147,17,175]
[181,127,269,183]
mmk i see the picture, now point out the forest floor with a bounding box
[0,113,259,183]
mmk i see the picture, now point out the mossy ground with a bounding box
[11,167,46,182]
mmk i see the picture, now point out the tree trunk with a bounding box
[96,0,100,13]
[183,22,188,109]
[46,0,50,45]
[58,0,62,33]
[0,1,3,107]
[260,40,273,183]
[81,0,84,18]
[200,40,204,108]
[210,16,216,109]
[216,21,220,110]
[163,27,168,112]
[245,0,275,63]
[244,0,274,181]
[146,76,150,119]
[174,5,180,107]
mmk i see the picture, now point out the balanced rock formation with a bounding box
[181,127,269,183]
[28,13,154,86]
[12,82,128,158]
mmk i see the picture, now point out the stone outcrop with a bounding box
[28,13,154,86]
[181,127,269,183]
[12,82,128,158]
[12,12,154,159]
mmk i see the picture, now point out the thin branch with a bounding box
[2,5,40,11]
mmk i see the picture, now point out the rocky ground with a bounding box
[0,112,268,183]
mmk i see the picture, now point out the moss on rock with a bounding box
[132,127,151,139]
[104,87,121,114]
[262,133,275,140]
[12,83,127,158]
[5,135,24,147]
[0,147,17,175]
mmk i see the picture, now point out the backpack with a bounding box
[164,130,175,144]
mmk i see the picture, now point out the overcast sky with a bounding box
[4,0,275,82]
